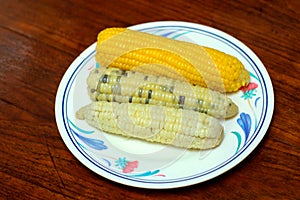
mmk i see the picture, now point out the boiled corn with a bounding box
[87,67,238,119]
[76,101,224,150]
[95,28,250,92]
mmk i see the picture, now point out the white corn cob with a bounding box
[87,67,238,119]
[76,101,224,150]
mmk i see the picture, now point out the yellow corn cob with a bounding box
[76,101,224,150]
[87,67,238,119]
[95,28,250,92]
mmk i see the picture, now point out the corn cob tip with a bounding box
[199,127,224,150]
[226,101,239,119]
[87,68,104,100]
[204,113,224,140]
[215,128,224,148]
[76,105,88,120]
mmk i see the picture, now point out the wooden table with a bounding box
[1,0,299,199]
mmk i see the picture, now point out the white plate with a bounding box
[55,21,274,189]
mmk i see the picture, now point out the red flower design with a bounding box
[122,161,138,173]
[240,82,258,93]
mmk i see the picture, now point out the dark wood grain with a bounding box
[0,0,299,199]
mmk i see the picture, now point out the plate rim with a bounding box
[55,21,274,189]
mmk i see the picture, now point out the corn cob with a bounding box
[95,28,250,92]
[87,67,238,119]
[76,101,224,150]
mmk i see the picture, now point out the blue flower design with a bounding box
[68,118,107,150]
[75,133,107,150]
[241,89,256,100]
[237,113,252,143]
[115,157,128,169]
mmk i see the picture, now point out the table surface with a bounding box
[1,0,299,199]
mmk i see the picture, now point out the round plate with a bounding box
[55,21,274,189]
